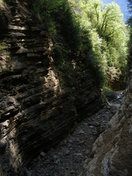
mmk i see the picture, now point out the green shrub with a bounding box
[0,43,6,51]
[32,0,129,89]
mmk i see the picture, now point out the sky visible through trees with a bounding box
[103,0,130,22]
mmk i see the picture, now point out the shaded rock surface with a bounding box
[0,0,102,175]
[81,76,132,174]
[0,4,10,34]
[24,104,118,176]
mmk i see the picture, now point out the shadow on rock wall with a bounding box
[0,0,102,175]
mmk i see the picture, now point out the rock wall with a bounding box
[82,60,132,175]
[0,0,102,175]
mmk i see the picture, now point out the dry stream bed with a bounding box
[25,92,122,176]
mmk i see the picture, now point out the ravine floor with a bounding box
[25,100,120,176]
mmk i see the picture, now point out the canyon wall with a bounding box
[0,1,102,174]
[82,55,132,176]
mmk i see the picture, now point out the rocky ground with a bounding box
[24,94,122,176]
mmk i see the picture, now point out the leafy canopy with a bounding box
[33,0,129,88]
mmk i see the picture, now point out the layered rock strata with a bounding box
[0,0,102,175]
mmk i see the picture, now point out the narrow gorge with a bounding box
[0,0,131,176]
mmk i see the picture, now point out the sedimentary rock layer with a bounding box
[0,1,102,175]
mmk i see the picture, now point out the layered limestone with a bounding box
[0,1,102,175]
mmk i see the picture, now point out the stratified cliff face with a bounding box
[82,60,132,175]
[0,1,102,175]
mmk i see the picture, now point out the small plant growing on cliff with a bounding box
[0,43,6,51]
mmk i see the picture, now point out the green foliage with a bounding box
[33,0,129,89]
[0,43,6,51]
[58,2,81,49]
[33,0,64,34]
[33,0,80,49]
[69,0,129,87]
[102,86,113,95]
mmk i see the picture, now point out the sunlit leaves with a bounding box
[69,0,128,86]
[33,0,129,87]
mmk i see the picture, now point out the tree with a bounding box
[33,0,129,88]
[69,0,128,87]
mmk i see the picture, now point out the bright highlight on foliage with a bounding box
[0,0,6,8]
[70,0,129,87]
[33,0,129,89]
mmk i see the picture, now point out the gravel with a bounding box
[27,104,118,176]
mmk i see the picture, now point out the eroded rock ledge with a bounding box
[0,1,102,175]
